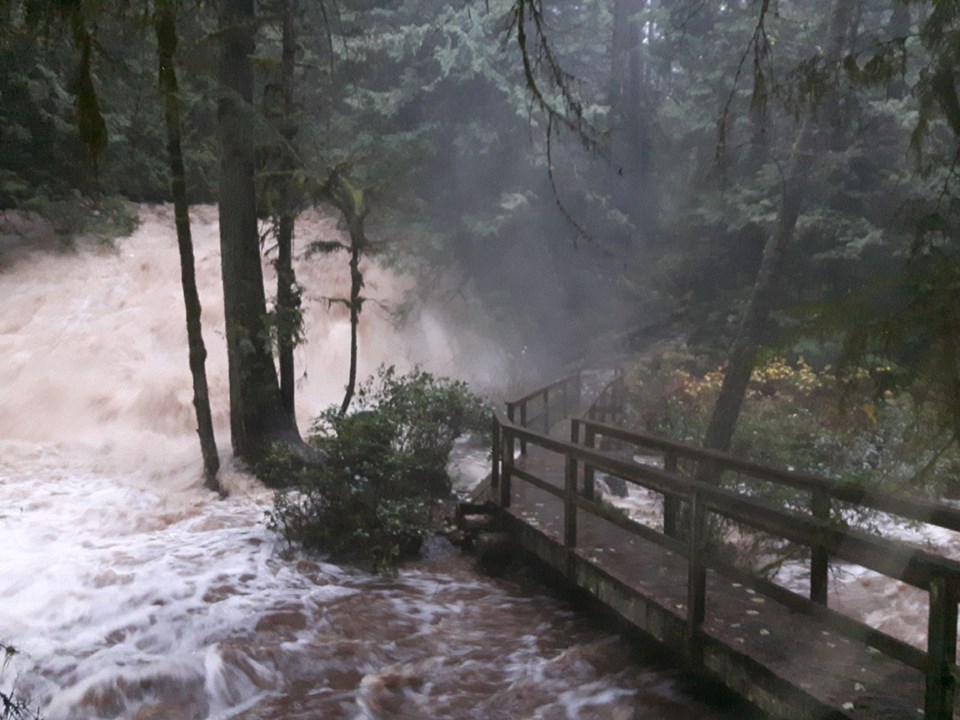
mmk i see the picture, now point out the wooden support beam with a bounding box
[664,451,680,539]
[810,488,829,606]
[687,491,707,667]
[925,574,958,719]
[564,446,577,549]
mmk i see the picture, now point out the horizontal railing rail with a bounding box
[491,411,960,719]
[576,417,960,534]
[583,367,626,426]
[504,371,583,450]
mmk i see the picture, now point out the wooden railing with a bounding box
[490,383,960,719]
[504,371,582,452]
[583,367,626,425]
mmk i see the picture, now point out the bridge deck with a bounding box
[498,441,936,720]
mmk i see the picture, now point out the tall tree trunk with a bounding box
[340,232,362,417]
[321,169,367,417]
[609,0,657,248]
[217,0,301,462]
[276,213,297,417]
[701,0,859,458]
[275,0,299,418]
[155,0,221,490]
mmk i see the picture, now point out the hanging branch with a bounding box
[507,0,598,148]
[507,0,607,248]
[716,0,772,179]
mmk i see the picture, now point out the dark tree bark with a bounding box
[273,0,299,419]
[608,0,657,247]
[217,0,301,462]
[341,227,362,417]
[155,0,221,491]
[701,0,859,459]
[320,169,368,417]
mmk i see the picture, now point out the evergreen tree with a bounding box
[217,0,302,462]
[155,0,221,488]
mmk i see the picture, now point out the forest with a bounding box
[2,0,960,717]
[3,0,959,483]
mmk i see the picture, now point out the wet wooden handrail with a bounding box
[504,371,582,452]
[491,410,960,719]
[576,417,960,534]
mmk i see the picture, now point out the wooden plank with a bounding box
[704,555,929,672]
[501,512,854,720]
[510,465,564,498]
[925,575,958,719]
[491,416,501,489]
[501,417,960,589]
[564,451,577,548]
[573,494,689,557]
[664,451,680,539]
[510,373,580,406]
[584,427,597,501]
[810,488,829,606]
[687,491,707,666]
[704,491,960,591]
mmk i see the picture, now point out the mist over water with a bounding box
[0,205,749,719]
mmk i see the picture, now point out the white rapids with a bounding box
[0,205,752,720]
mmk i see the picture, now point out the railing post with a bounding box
[542,388,550,434]
[500,426,513,508]
[925,574,958,719]
[810,488,829,606]
[686,491,707,667]
[564,446,578,549]
[583,425,596,502]
[491,415,501,490]
[574,370,582,414]
[664,451,680,539]
[519,402,528,454]
[613,367,625,424]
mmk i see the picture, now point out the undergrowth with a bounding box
[263,367,491,572]
[623,344,960,577]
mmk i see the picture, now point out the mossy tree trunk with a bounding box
[701,0,859,460]
[155,0,221,490]
[329,171,367,418]
[313,168,369,417]
[608,0,657,248]
[217,0,301,462]
[341,225,363,417]
[273,0,300,419]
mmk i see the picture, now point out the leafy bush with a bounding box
[264,367,491,571]
[626,347,957,492]
[624,344,960,576]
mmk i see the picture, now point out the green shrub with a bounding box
[627,348,957,493]
[624,345,960,576]
[264,367,491,571]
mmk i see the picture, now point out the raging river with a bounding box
[6,202,956,719]
[0,205,759,720]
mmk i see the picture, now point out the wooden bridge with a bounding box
[474,369,960,719]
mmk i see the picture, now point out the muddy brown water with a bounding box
[0,205,758,719]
